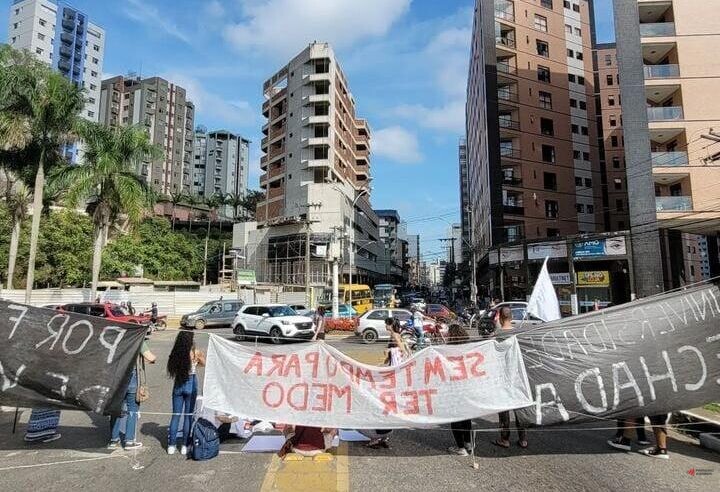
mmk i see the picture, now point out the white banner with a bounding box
[500,246,524,264]
[204,336,533,429]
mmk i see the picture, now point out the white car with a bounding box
[355,308,413,343]
[232,304,315,344]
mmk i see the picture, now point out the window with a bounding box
[367,310,389,320]
[536,40,549,57]
[545,200,559,219]
[87,111,95,118]
[541,144,556,163]
[575,177,582,186]
[93,45,100,52]
[612,157,621,168]
[541,0,553,8]
[571,124,579,134]
[548,228,560,237]
[616,199,625,212]
[610,116,617,127]
[37,33,45,41]
[608,95,615,106]
[576,51,583,61]
[90,83,97,90]
[573,150,581,159]
[540,117,554,136]
[579,100,587,110]
[565,24,572,34]
[605,54,612,66]
[570,99,578,108]
[537,65,551,83]
[564,1,570,8]
[539,91,552,109]
[577,76,585,85]
[581,126,588,136]
[587,204,594,213]
[611,135,619,147]
[35,47,43,55]
[573,3,580,12]
[574,27,582,37]
[91,70,98,77]
[584,178,592,187]
[614,178,622,190]
[567,48,574,58]
[534,15,548,32]
[92,57,99,64]
[568,74,576,83]
[88,97,96,104]
[583,152,590,161]
[576,203,585,213]
[606,74,614,86]
[544,172,557,190]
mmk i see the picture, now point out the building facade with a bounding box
[248,43,384,287]
[375,210,405,284]
[99,75,195,195]
[467,0,604,297]
[458,138,471,263]
[192,126,209,197]
[613,0,720,293]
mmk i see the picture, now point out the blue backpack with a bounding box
[190,418,220,461]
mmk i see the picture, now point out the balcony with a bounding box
[652,151,688,167]
[496,36,515,49]
[504,205,525,215]
[60,32,74,45]
[503,175,522,186]
[495,9,515,23]
[644,64,679,79]
[640,22,675,37]
[499,118,520,131]
[497,89,519,103]
[656,196,692,212]
[647,106,683,121]
[496,62,517,76]
[500,148,521,160]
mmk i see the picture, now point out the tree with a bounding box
[240,189,264,220]
[185,193,202,232]
[225,192,245,221]
[0,45,84,302]
[169,191,185,231]
[0,171,31,289]
[51,122,161,300]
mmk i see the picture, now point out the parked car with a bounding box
[232,304,315,344]
[476,301,545,336]
[181,299,244,329]
[289,304,312,316]
[425,303,456,320]
[58,302,150,325]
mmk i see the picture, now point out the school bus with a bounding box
[321,284,373,315]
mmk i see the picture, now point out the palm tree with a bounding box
[201,193,226,285]
[0,46,84,302]
[1,171,31,289]
[186,193,201,232]
[170,191,185,231]
[240,189,264,221]
[51,122,161,300]
[225,192,245,221]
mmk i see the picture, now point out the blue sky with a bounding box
[1,0,615,260]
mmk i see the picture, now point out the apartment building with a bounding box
[613,0,720,293]
[467,0,603,295]
[99,75,195,195]
[192,129,249,199]
[375,210,406,284]
[458,138,471,264]
[447,223,464,265]
[248,42,384,287]
[192,126,209,196]
[8,0,105,161]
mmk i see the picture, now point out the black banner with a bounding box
[0,300,146,414]
[516,283,720,425]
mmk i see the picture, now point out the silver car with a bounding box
[181,300,244,329]
[355,308,413,343]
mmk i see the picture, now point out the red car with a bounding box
[425,303,456,321]
[57,302,158,325]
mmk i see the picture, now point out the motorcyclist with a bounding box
[150,302,158,324]
[411,307,425,348]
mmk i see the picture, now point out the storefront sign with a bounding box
[550,273,572,285]
[528,241,567,260]
[572,237,627,258]
[576,271,610,287]
[237,269,257,286]
[500,246,524,264]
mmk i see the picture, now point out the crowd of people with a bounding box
[20,307,671,461]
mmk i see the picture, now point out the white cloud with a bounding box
[161,72,257,129]
[206,0,225,18]
[372,126,423,164]
[223,0,411,58]
[123,0,190,44]
[393,100,466,133]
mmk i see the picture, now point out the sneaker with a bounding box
[607,436,632,451]
[448,446,469,456]
[637,440,651,446]
[167,445,177,455]
[180,445,188,456]
[41,433,61,443]
[107,441,120,450]
[639,447,669,459]
[124,442,143,450]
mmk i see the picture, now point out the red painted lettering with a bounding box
[262,382,283,408]
[403,360,416,387]
[400,391,420,415]
[329,384,352,413]
[311,383,329,411]
[266,354,287,376]
[287,383,308,411]
[305,352,320,378]
[243,352,263,375]
[423,356,446,385]
[418,388,438,414]
[378,370,396,390]
[325,355,339,377]
[339,361,354,378]
[353,366,376,389]
[282,354,301,377]
[379,391,398,415]
[466,352,487,378]
[447,355,468,382]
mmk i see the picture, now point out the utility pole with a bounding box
[467,207,478,306]
[330,225,345,318]
[302,202,322,308]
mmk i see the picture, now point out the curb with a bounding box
[680,409,720,426]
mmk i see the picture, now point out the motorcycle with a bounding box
[400,320,446,351]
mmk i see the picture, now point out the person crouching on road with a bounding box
[312,307,326,341]
[492,307,528,449]
[166,329,205,455]
[447,324,474,456]
[279,426,337,458]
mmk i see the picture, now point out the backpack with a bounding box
[190,418,220,461]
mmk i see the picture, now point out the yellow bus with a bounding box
[321,284,373,315]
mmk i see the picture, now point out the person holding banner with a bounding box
[447,324,474,456]
[493,307,528,449]
[312,307,326,341]
[24,409,62,444]
[166,329,206,455]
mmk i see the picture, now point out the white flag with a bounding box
[527,257,561,322]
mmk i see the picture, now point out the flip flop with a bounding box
[517,440,528,449]
[491,439,510,449]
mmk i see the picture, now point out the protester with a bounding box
[150,302,159,324]
[607,418,649,451]
[411,308,425,347]
[24,408,62,443]
[127,301,136,315]
[108,339,157,450]
[167,329,206,455]
[640,415,670,459]
[446,324,473,456]
[279,425,337,458]
[492,307,528,449]
[312,306,326,341]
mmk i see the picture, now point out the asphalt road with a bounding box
[0,328,718,492]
